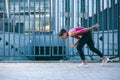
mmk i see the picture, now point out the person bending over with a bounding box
[59,23,109,67]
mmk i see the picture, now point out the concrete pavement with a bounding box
[0,62,120,80]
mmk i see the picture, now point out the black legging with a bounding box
[76,31,103,60]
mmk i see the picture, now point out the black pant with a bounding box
[76,31,103,60]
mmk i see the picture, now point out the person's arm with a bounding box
[69,39,80,47]
[74,38,80,46]
[69,23,99,37]
[68,28,88,37]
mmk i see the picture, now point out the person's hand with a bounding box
[69,43,75,47]
[92,23,100,29]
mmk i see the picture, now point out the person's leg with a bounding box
[87,32,109,65]
[87,38,104,57]
[76,34,88,64]
[76,43,86,64]
[86,31,104,57]
[88,40,109,65]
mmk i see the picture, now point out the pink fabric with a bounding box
[68,27,85,32]
[74,27,85,31]
[67,27,85,39]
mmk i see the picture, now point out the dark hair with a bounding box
[59,29,67,36]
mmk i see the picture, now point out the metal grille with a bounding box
[0,0,119,60]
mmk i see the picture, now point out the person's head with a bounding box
[59,29,68,39]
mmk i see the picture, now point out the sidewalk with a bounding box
[0,62,120,80]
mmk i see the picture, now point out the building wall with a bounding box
[0,0,119,60]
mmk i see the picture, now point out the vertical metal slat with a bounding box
[101,0,105,55]
[32,0,35,56]
[38,0,41,56]
[13,0,15,56]
[107,0,110,56]
[3,0,5,56]
[111,0,115,56]
[96,0,100,51]
[91,0,95,56]
[118,0,120,60]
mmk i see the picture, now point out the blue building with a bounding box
[0,0,119,61]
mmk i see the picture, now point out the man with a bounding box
[59,23,109,67]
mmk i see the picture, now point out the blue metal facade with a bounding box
[0,0,119,61]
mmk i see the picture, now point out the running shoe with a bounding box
[101,58,109,66]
